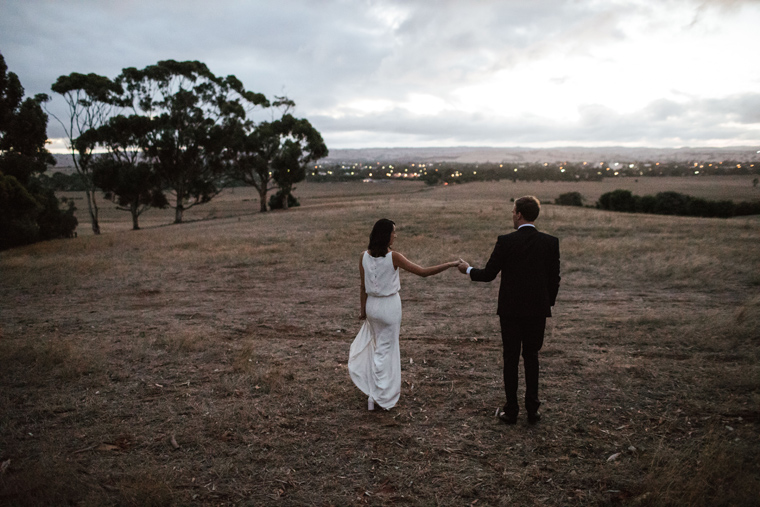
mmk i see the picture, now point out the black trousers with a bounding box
[499,315,546,417]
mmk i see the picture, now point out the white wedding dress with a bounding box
[348,251,402,410]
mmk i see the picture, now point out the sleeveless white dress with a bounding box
[348,251,402,409]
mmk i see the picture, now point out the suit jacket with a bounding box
[470,226,560,318]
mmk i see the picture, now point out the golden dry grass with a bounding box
[1,177,759,506]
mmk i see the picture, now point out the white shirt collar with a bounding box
[518,224,536,229]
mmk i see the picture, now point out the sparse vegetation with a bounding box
[1,181,758,505]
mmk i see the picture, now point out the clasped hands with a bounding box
[450,258,470,274]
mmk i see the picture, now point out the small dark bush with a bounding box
[652,191,690,215]
[598,189,636,212]
[268,190,300,210]
[555,191,584,206]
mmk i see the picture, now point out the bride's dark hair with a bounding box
[368,218,395,257]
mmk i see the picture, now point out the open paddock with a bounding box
[1,179,758,505]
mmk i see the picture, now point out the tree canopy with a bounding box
[50,71,123,234]
[87,115,168,230]
[117,60,270,223]
[229,101,328,212]
[1,53,77,249]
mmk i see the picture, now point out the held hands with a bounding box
[448,258,469,273]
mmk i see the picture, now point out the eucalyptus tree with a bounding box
[117,60,268,223]
[87,115,168,230]
[269,114,327,210]
[50,72,123,234]
[229,98,328,211]
[1,53,76,249]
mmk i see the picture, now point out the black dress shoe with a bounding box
[527,411,541,424]
[498,408,518,425]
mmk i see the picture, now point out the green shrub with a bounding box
[555,191,584,206]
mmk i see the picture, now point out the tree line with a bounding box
[555,190,760,219]
[1,54,328,248]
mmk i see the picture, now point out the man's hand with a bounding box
[458,261,470,274]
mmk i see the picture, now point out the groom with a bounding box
[458,196,560,425]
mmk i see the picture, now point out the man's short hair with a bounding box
[515,195,540,221]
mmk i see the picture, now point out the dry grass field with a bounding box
[1,177,759,506]
[60,175,760,236]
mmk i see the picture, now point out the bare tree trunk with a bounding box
[75,153,100,235]
[131,202,140,230]
[258,186,268,212]
[282,191,289,210]
[174,192,185,224]
[84,189,101,235]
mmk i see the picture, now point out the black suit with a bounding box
[470,225,560,417]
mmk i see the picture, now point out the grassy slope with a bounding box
[1,181,759,506]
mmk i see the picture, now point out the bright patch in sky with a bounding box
[403,94,450,116]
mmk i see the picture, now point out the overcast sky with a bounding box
[1,0,759,151]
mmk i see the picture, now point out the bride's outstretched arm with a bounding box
[392,252,462,277]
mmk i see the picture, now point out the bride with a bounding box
[348,218,462,410]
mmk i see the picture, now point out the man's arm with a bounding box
[547,237,561,306]
[464,238,505,283]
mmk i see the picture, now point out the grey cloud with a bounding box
[643,100,688,121]
[698,94,760,123]
[312,93,760,147]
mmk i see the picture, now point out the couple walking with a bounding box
[348,196,561,425]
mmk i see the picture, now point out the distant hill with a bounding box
[322,146,760,164]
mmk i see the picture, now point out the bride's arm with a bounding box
[392,251,460,277]
[359,254,367,319]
